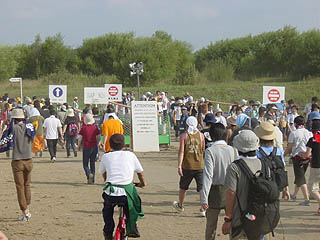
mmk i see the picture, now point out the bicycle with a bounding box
[114,204,128,240]
[113,182,143,240]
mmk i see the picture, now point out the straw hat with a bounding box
[67,109,75,117]
[215,108,223,115]
[254,121,277,140]
[11,108,25,119]
[61,105,67,111]
[84,113,95,125]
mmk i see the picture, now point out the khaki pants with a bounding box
[205,208,221,240]
[11,159,33,211]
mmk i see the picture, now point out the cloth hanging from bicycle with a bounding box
[104,182,144,234]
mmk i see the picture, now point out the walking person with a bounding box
[29,108,45,157]
[78,114,100,184]
[172,116,206,216]
[10,108,36,221]
[43,109,64,162]
[201,123,237,240]
[301,111,320,215]
[63,109,80,158]
[284,116,312,205]
[100,113,123,153]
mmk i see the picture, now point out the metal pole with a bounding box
[137,73,140,100]
[20,79,23,103]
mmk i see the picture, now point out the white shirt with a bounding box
[304,103,312,114]
[274,126,284,151]
[288,128,313,156]
[43,115,62,139]
[287,113,299,131]
[174,106,182,121]
[215,115,227,127]
[99,151,143,196]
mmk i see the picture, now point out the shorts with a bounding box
[208,185,227,209]
[308,168,320,193]
[179,169,203,192]
[292,158,309,187]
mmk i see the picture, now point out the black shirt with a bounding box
[306,137,320,168]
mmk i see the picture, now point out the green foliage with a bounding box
[201,59,234,83]
[0,45,20,81]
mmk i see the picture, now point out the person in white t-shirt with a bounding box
[43,110,63,162]
[215,108,227,127]
[99,134,146,240]
[287,105,299,133]
[284,116,313,205]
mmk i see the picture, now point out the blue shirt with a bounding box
[256,145,286,166]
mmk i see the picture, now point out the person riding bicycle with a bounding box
[99,134,146,240]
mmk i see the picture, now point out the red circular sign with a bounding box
[267,89,280,102]
[108,86,118,96]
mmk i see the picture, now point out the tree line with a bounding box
[0,27,319,85]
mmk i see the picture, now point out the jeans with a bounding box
[65,135,77,156]
[83,147,97,182]
[47,139,58,160]
[102,193,129,237]
[11,159,33,211]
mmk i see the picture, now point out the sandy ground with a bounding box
[1,139,320,240]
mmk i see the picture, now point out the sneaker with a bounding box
[74,151,77,157]
[172,201,184,212]
[299,201,311,206]
[51,157,56,163]
[103,232,112,240]
[20,212,31,222]
[200,209,206,217]
[88,173,94,184]
[67,155,71,158]
[39,150,43,157]
[290,194,297,201]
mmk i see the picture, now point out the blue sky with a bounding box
[0,0,319,50]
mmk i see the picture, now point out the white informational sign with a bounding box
[132,101,159,152]
[49,85,67,103]
[263,86,285,104]
[84,87,109,104]
[104,84,122,102]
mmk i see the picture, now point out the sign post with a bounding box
[84,87,109,104]
[263,86,285,105]
[131,101,159,152]
[104,84,122,101]
[9,78,23,102]
[49,85,67,103]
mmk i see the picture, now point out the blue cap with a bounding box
[309,111,320,120]
[204,113,217,124]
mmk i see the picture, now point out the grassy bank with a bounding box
[1,76,319,110]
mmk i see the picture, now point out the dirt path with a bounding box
[0,140,320,240]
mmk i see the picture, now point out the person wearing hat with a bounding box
[173,116,206,217]
[226,116,237,145]
[99,134,146,239]
[201,113,217,149]
[10,108,35,221]
[63,109,80,158]
[215,108,227,127]
[57,104,67,126]
[222,130,261,238]
[43,109,64,162]
[251,101,260,119]
[172,99,183,140]
[286,105,299,133]
[284,116,312,206]
[100,113,123,153]
[201,123,238,240]
[300,113,320,215]
[78,114,100,184]
[228,113,252,147]
[23,97,33,119]
[179,105,189,135]
[29,107,45,157]
[255,121,290,199]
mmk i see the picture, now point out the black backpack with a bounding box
[235,159,280,240]
[259,147,288,191]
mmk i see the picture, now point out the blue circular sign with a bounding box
[53,87,63,97]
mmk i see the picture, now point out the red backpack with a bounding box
[68,122,79,136]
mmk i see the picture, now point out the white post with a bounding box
[20,78,23,103]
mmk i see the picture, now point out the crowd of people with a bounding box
[1,91,320,240]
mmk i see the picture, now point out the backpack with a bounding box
[259,147,288,191]
[68,122,79,136]
[235,159,280,240]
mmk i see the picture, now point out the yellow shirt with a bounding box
[101,119,123,152]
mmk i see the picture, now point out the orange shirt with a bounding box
[101,119,123,152]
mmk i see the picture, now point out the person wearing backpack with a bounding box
[254,121,290,200]
[63,109,80,158]
[222,130,280,240]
